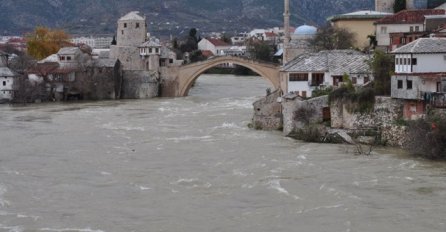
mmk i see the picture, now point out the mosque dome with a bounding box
[294,25,317,35]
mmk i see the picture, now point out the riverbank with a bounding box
[252,90,446,159]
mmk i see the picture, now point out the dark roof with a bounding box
[375,9,445,25]
[392,38,446,54]
[282,50,372,75]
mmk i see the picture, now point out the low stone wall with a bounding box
[282,95,329,136]
[251,90,282,130]
[331,96,404,129]
[381,125,408,147]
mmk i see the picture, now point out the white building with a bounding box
[198,38,232,56]
[280,50,373,98]
[0,52,17,102]
[391,38,446,119]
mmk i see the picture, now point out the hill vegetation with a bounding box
[0,0,373,36]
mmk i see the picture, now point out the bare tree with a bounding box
[309,24,356,51]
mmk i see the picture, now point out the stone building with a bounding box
[376,0,434,13]
[0,51,17,102]
[109,11,180,99]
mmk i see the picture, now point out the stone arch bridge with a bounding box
[169,56,281,97]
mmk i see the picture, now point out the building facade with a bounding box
[0,52,17,102]
[329,11,392,49]
[391,38,446,119]
[374,9,445,51]
[280,50,373,98]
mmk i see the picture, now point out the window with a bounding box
[124,23,127,28]
[403,58,407,65]
[396,58,399,65]
[149,48,153,53]
[121,30,124,35]
[60,56,65,61]
[415,26,419,32]
[2,81,5,86]
[352,77,357,84]
[311,73,324,86]
[364,76,370,83]
[410,26,413,32]
[156,48,159,53]
[136,23,140,28]
[169,59,173,64]
[301,91,307,98]
[412,58,417,65]
[397,80,403,89]
[407,80,413,89]
[380,26,387,34]
[289,73,308,82]
[400,37,406,44]
[67,56,72,61]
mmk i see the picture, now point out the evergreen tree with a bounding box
[394,0,406,13]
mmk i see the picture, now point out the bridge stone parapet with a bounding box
[160,56,281,97]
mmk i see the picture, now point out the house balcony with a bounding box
[424,92,446,108]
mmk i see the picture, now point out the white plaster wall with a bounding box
[198,40,217,55]
[395,54,413,73]
[413,54,446,73]
[0,76,14,100]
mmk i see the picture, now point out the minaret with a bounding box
[283,0,291,65]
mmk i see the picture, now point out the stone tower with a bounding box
[116,11,147,47]
[110,11,153,71]
[375,0,395,13]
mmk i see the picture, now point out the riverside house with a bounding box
[280,50,373,98]
[391,37,446,119]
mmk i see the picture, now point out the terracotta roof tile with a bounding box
[206,38,231,47]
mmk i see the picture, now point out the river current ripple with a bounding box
[0,74,445,232]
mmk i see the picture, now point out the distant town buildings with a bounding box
[71,36,114,49]
[374,9,445,51]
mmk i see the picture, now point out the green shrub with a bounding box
[404,117,446,160]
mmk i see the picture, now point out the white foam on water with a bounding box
[99,172,112,176]
[0,224,23,232]
[40,228,104,232]
[138,185,151,191]
[0,185,10,208]
[268,179,290,195]
[101,122,145,132]
[213,122,243,130]
[232,169,249,177]
[166,135,213,143]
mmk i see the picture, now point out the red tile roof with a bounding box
[206,38,230,47]
[265,32,277,37]
[375,9,445,24]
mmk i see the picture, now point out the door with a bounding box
[333,76,343,87]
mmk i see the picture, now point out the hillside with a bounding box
[0,0,374,36]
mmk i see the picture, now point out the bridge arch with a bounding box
[177,56,281,97]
